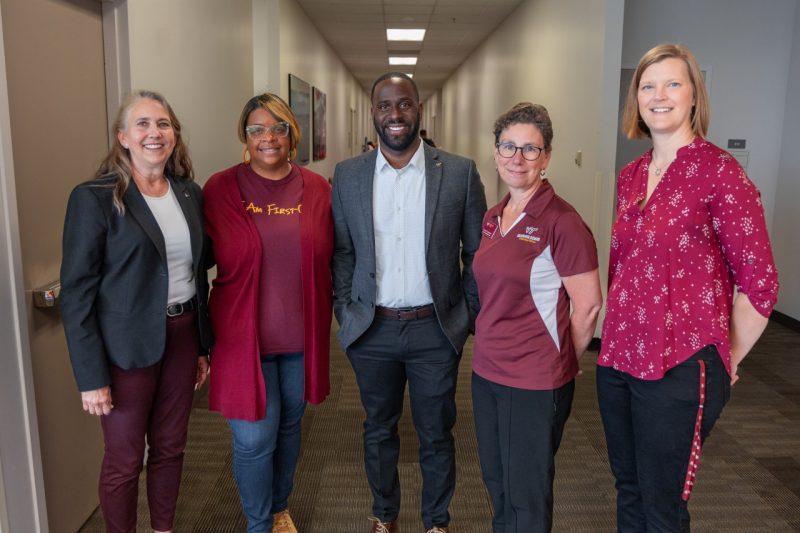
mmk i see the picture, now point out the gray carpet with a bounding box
[79,321,800,532]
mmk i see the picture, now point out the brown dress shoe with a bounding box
[425,527,449,533]
[368,516,398,533]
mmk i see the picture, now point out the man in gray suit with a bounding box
[332,73,487,533]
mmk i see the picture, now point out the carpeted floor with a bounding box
[79,321,800,532]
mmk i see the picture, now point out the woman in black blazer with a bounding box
[60,90,212,533]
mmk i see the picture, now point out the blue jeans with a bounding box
[227,352,306,533]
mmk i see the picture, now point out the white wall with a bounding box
[125,0,254,184]
[438,0,623,220]
[773,4,800,320]
[436,0,624,334]
[116,0,369,184]
[278,0,371,179]
[421,88,442,148]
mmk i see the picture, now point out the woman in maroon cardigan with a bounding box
[203,93,332,533]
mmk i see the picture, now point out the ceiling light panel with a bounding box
[387,29,426,41]
[388,56,418,65]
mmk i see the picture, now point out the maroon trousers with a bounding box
[99,311,199,533]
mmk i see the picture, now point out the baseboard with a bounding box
[771,310,800,334]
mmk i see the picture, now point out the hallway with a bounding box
[78,322,800,532]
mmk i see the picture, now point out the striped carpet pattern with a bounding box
[79,321,800,532]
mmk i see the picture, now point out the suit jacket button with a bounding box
[369,273,375,278]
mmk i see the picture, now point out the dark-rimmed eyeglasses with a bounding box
[245,122,290,139]
[495,142,544,161]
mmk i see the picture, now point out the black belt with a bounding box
[375,304,434,321]
[166,297,197,317]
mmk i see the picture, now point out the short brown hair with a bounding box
[622,43,709,139]
[237,93,301,160]
[493,102,553,153]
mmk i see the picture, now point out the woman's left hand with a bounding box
[195,356,210,390]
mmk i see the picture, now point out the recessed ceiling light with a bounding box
[387,29,426,41]
[389,56,418,65]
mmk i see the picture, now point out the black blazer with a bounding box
[60,174,213,391]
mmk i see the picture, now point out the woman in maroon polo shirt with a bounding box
[203,93,333,533]
[471,102,603,533]
[598,43,779,532]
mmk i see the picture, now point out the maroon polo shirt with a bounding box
[472,180,598,390]
[237,163,304,355]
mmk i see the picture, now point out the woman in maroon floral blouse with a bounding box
[597,43,779,532]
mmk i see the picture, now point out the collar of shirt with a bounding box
[487,179,556,220]
[375,141,426,176]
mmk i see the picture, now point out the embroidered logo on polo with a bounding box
[517,226,540,243]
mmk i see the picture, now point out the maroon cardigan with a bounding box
[203,163,333,421]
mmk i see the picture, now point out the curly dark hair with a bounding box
[492,102,553,153]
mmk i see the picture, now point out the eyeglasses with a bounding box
[495,142,544,161]
[245,122,290,139]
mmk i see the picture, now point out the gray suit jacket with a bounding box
[331,142,487,352]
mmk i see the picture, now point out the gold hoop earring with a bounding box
[242,147,251,164]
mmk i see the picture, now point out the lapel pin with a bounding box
[435,162,442,167]
[184,191,190,198]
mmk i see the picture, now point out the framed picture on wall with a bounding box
[312,87,327,161]
[288,74,311,165]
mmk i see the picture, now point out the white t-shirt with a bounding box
[142,182,196,305]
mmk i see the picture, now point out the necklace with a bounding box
[651,156,674,177]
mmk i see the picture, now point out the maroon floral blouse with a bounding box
[599,138,779,379]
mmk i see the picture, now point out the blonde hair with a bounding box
[237,93,301,161]
[94,90,193,214]
[622,43,710,139]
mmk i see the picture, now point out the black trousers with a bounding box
[597,345,731,533]
[346,314,459,529]
[472,372,574,533]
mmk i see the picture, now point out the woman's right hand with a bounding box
[81,386,113,416]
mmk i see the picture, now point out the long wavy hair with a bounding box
[94,90,194,214]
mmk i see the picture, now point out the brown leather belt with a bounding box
[375,304,434,321]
